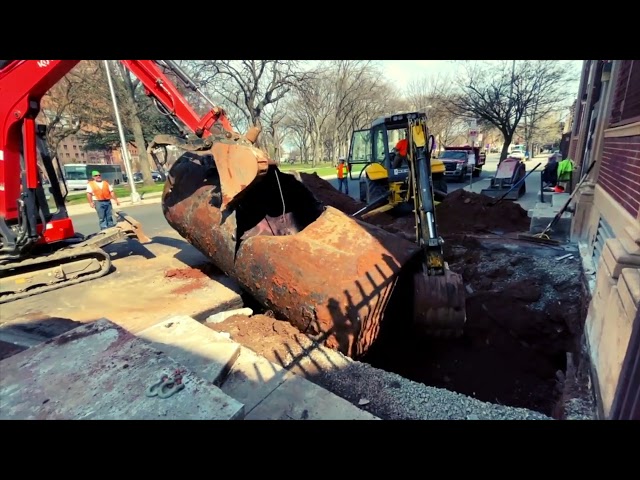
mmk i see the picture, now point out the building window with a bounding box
[75,153,79,158]
[63,145,68,150]
[65,153,70,157]
[609,60,640,127]
[81,153,85,158]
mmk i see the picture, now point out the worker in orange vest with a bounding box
[336,157,351,194]
[392,137,409,168]
[86,170,120,230]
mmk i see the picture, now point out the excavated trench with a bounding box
[163,157,590,418]
[290,174,590,417]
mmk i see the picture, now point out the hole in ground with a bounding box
[361,235,587,417]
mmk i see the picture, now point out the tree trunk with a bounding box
[131,118,154,186]
[500,129,514,161]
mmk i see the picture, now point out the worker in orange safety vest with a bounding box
[86,170,120,230]
[392,137,409,168]
[336,157,351,194]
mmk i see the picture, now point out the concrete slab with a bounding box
[137,315,241,386]
[618,268,640,320]
[0,318,244,420]
[220,342,377,420]
[529,211,572,239]
[0,328,48,348]
[537,191,552,203]
[551,193,571,208]
[245,373,380,420]
[602,238,640,278]
[220,345,291,413]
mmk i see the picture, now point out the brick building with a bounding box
[56,133,115,165]
[569,60,639,419]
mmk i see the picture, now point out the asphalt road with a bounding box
[72,153,550,237]
[73,202,169,237]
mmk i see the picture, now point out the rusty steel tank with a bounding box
[160,150,429,358]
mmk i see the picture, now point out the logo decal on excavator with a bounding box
[37,61,51,68]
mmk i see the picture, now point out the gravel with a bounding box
[308,357,553,420]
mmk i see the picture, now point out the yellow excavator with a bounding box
[347,111,448,220]
[345,111,466,336]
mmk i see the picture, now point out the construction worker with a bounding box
[392,136,409,169]
[86,170,120,230]
[337,157,350,194]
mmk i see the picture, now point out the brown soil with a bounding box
[299,172,365,215]
[361,235,585,415]
[210,312,314,366]
[433,189,531,235]
[299,173,530,238]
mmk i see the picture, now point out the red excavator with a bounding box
[0,60,268,304]
[0,60,466,357]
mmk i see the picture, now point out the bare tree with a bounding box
[38,61,112,159]
[449,60,576,160]
[191,60,313,143]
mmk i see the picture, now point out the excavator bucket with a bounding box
[413,266,466,337]
[147,127,271,209]
[114,211,151,244]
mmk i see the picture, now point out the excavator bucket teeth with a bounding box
[210,142,270,207]
[114,211,151,244]
[413,266,466,337]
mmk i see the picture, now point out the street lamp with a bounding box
[103,60,141,204]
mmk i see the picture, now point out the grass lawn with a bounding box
[65,183,166,205]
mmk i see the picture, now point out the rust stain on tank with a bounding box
[162,153,421,358]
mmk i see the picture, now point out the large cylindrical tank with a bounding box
[162,154,421,358]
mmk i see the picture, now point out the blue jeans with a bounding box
[96,200,115,230]
[337,178,349,194]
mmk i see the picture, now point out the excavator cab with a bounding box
[347,111,447,218]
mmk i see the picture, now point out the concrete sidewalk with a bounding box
[0,316,378,420]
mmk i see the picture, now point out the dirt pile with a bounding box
[434,189,531,235]
[209,312,315,367]
[299,172,365,215]
[299,173,530,236]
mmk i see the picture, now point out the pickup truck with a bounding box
[439,145,486,182]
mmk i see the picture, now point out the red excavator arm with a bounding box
[0,59,268,258]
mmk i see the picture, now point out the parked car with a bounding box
[508,150,526,161]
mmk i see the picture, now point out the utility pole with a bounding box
[104,60,141,204]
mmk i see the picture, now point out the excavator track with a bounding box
[0,212,149,305]
[0,245,112,304]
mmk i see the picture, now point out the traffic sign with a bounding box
[469,129,478,138]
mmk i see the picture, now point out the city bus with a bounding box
[63,163,124,191]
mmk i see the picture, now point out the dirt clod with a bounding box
[164,264,221,295]
[209,314,314,366]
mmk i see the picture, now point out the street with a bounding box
[72,152,550,238]
[74,201,170,237]
[326,152,549,212]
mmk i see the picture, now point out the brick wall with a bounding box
[598,135,640,217]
